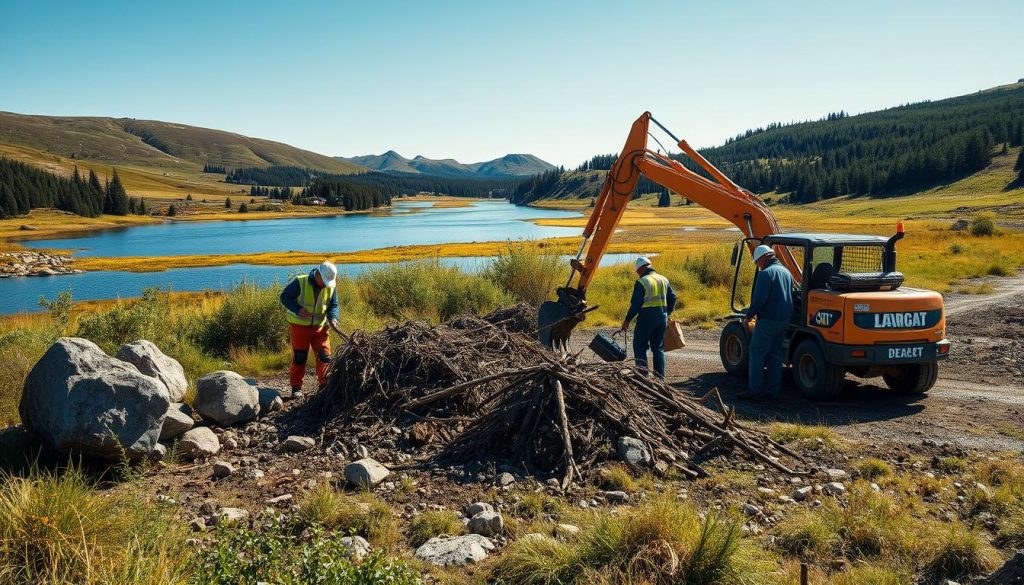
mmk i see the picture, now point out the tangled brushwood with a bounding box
[308,305,808,482]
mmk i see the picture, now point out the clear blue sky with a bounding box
[1,0,1020,167]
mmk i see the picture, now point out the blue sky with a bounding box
[1,0,1020,166]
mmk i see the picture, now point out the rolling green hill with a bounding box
[0,112,363,174]
[513,82,1024,212]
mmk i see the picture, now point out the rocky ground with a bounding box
[0,251,81,277]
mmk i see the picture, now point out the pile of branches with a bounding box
[309,309,539,424]
[416,357,807,485]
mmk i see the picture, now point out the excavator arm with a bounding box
[538,111,799,348]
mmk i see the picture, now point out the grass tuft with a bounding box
[595,464,637,492]
[854,458,894,481]
[298,484,398,547]
[408,510,465,548]
[921,523,1000,582]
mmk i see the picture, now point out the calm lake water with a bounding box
[19,200,582,257]
[1,201,642,314]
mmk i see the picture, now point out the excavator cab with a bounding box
[720,227,949,399]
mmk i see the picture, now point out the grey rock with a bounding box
[496,472,516,486]
[555,523,581,537]
[266,494,293,505]
[189,517,206,532]
[345,458,390,488]
[116,340,188,402]
[466,502,494,517]
[824,482,846,496]
[160,403,194,440]
[339,535,371,559]
[193,371,260,427]
[150,442,167,461]
[414,534,494,566]
[468,511,504,536]
[823,468,848,481]
[616,436,651,467]
[604,490,629,504]
[212,507,249,525]
[793,486,814,501]
[199,500,220,515]
[212,461,234,479]
[178,427,221,460]
[743,503,762,517]
[258,387,283,414]
[19,337,170,461]
[283,435,315,452]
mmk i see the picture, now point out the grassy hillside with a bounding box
[340,151,555,178]
[515,83,1024,214]
[0,112,364,200]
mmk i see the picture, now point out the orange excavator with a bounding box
[538,112,950,399]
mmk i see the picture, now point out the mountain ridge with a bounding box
[338,151,554,178]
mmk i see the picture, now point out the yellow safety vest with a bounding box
[286,274,335,327]
[639,271,670,309]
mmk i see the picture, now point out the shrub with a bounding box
[408,510,464,547]
[934,456,967,475]
[199,281,288,356]
[75,287,171,352]
[485,241,564,306]
[683,246,735,288]
[948,242,965,254]
[970,212,997,236]
[0,467,188,585]
[985,262,1011,277]
[193,518,421,585]
[359,260,507,322]
[516,492,560,520]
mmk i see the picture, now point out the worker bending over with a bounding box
[742,245,793,400]
[280,261,340,398]
[619,257,676,379]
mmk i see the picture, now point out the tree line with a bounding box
[202,163,226,174]
[225,166,324,186]
[298,177,391,211]
[249,185,293,199]
[0,157,146,218]
[515,85,1024,204]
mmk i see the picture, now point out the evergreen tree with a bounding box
[138,198,148,215]
[166,204,177,217]
[657,189,671,207]
[238,203,249,213]
[225,197,232,209]
[104,169,130,215]
[1015,148,1024,172]
[186,193,193,201]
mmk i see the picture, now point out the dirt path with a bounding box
[575,271,1024,452]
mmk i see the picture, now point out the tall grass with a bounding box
[198,281,288,355]
[485,241,564,305]
[0,466,189,585]
[491,498,772,585]
[358,259,509,322]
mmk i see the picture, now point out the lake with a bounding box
[19,200,583,257]
[1,201,645,314]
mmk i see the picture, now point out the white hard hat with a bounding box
[635,256,652,270]
[752,245,774,262]
[318,260,338,285]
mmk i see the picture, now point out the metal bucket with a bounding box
[589,332,627,362]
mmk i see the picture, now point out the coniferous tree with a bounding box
[166,204,177,217]
[104,169,130,215]
[225,197,232,209]
[238,203,249,213]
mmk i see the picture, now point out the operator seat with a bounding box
[809,262,834,290]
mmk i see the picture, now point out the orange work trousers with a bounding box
[289,323,331,388]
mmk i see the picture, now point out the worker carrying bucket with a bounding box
[618,257,677,379]
[280,260,343,398]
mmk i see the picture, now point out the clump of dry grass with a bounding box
[298,484,398,547]
[408,510,465,548]
[0,466,189,585]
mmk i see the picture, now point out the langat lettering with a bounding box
[873,312,927,328]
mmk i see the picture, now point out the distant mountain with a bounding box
[339,151,554,178]
[0,112,363,174]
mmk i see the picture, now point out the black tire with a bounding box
[883,363,938,395]
[792,339,846,400]
[719,321,749,377]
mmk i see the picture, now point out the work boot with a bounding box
[290,385,303,399]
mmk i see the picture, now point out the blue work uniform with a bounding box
[624,268,677,379]
[746,258,794,396]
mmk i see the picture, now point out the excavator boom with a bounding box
[539,112,798,348]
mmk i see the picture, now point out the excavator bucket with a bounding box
[538,299,574,348]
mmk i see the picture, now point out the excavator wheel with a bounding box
[719,321,750,377]
[882,363,938,395]
[792,339,846,400]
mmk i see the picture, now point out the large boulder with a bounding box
[414,534,494,566]
[345,458,390,488]
[115,340,188,402]
[20,338,169,461]
[193,371,260,426]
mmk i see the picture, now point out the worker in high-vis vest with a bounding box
[619,257,677,379]
[279,261,340,398]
